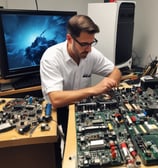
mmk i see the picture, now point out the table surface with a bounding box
[0,98,58,148]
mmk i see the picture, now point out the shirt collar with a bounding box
[63,40,72,62]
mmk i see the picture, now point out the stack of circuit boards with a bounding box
[75,86,158,168]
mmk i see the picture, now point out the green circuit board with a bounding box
[75,87,158,167]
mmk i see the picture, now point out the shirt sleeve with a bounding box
[40,48,64,95]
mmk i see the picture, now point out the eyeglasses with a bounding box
[73,37,98,47]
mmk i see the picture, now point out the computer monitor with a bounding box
[0,9,77,79]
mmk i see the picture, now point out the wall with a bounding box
[0,0,7,8]
[133,0,158,67]
[0,0,103,14]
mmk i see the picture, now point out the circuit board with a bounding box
[0,96,52,135]
[75,86,158,168]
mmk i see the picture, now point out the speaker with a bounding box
[88,1,136,69]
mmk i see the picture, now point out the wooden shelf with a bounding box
[0,85,41,97]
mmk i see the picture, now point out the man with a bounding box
[40,14,121,167]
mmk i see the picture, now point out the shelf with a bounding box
[0,85,41,97]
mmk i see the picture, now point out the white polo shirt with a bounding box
[40,41,114,102]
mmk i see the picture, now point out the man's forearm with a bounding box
[48,87,94,108]
[108,67,122,85]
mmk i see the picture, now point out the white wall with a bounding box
[133,0,158,67]
[0,0,103,14]
[0,0,7,8]
[37,0,104,14]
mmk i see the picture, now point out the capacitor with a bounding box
[28,96,33,104]
[41,123,50,131]
[109,140,117,159]
[126,115,133,125]
[45,103,52,116]
[108,123,113,131]
[130,116,137,123]
[133,126,140,135]
[129,146,137,158]
[111,149,117,159]
[44,103,52,122]
[109,140,115,148]
[120,142,129,158]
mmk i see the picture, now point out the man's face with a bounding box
[67,32,97,62]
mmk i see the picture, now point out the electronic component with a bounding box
[44,103,52,122]
[0,122,15,132]
[141,75,158,90]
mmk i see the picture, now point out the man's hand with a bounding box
[92,77,117,95]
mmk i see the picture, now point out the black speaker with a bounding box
[115,2,135,66]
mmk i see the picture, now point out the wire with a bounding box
[35,0,39,10]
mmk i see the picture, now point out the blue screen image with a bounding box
[1,14,71,70]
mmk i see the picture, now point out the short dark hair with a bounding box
[67,15,100,38]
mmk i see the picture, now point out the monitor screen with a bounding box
[0,9,77,79]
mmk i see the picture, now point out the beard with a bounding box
[80,51,89,59]
[71,43,90,61]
